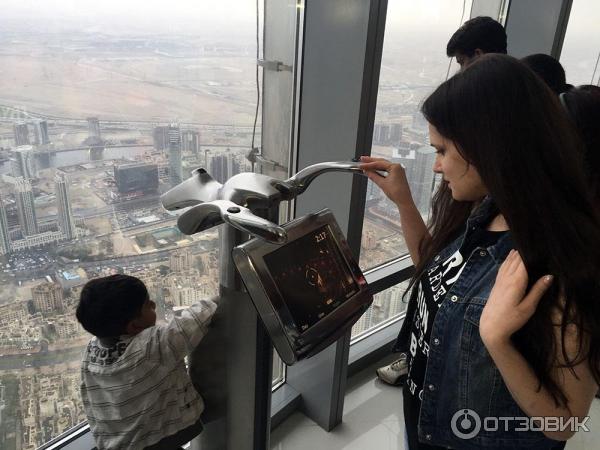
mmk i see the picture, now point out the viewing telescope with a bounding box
[161,161,375,450]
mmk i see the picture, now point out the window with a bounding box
[0,1,279,448]
[560,0,600,86]
[259,0,303,387]
[354,0,472,338]
[351,280,409,341]
[359,0,473,272]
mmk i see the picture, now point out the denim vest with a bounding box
[395,198,564,449]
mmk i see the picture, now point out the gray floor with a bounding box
[270,356,600,450]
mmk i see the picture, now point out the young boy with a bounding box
[76,274,217,450]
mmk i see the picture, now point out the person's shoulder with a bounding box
[82,336,98,353]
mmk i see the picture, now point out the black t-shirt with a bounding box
[403,227,506,450]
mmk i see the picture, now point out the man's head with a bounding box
[447,16,507,69]
[521,53,570,95]
[76,274,156,338]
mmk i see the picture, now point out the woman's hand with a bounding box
[358,156,414,207]
[480,249,554,347]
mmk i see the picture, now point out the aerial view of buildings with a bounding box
[0,3,465,449]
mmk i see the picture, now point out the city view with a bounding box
[0,1,522,449]
[0,22,260,449]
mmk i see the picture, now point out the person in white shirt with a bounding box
[76,274,218,450]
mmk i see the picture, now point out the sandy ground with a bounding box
[0,53,257,124]
[85,216,112,236]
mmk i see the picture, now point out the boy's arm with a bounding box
[146,298,218,366]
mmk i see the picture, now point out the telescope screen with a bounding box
[263,225,359,333]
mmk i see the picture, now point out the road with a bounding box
[0,347,84,371]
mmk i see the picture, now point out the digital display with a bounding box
[263,225,359,333]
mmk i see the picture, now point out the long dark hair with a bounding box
[415,54,600,407]
[561,85,600,202]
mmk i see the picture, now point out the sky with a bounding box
[0,0,597,48]
[0,0,479,35]
[0,0,260,35]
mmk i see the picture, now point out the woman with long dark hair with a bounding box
[361,54,600,449]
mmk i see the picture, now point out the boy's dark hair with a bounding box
[446,16,507,57]
[521,53,570,95]
[76,274,148,338]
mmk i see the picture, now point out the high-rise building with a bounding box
[87,117,101,138]
[352,304,374,337]
[15,178,38,236]
[114,163,159,194]
[181,130,201,155]
[379,124,390,144]
[378,284,406,319]
[0,197,11,255]
[209,153,241,184]
[55,172,76,240]
[13,122,30,146]
[392,143,436,215]
[31,120,50,145]
[153,126,170,151]
[52,315,82,338]
[0,302,28,327]
[12,145,37,179]
[362,230,377,251]
[32,282,64,314]
[413,111,428,131]
[168,123,183,187]
[165,269,210,307]
[170,249,192,272]
[390,123,403,144]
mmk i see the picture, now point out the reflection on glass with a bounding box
[351,281,409,341]
[560,0,600,86]
[0,1,264,448]
[359,0,472,271]
[272,352,285,387]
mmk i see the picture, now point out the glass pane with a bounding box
[272,352,285,387]
[261,0,302,384]
[351,280,410,341]
[260,0,298,180]
[359,0,472,271]
[560,0,600,86]
[0,1,264,448]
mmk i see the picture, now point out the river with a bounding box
[0,146,150,174]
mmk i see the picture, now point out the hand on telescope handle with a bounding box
[275,160,386,199]
[359,156,413,207]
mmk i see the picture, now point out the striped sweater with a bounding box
[80,299,218,450]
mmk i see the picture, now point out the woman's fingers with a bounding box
[359,157,411,205]
[502,249,523,276]
[359,155,387,163]
[359,160,392,172]
[498,249,516,276]
[364,170,386,188]
[520,275,553,311]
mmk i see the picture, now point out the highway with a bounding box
[0,346,84,371]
